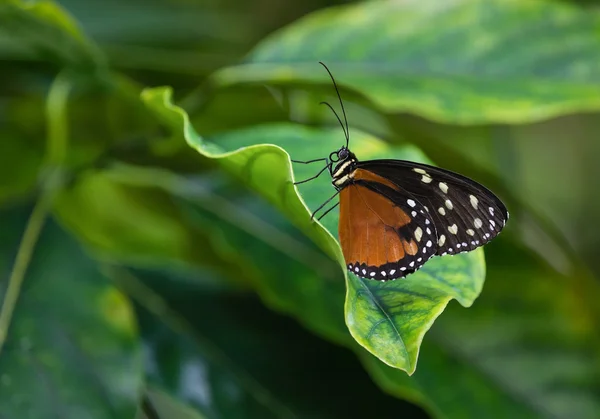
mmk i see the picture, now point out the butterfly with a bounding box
[292,62,509,281]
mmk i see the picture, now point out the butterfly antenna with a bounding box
[319,61,349,148]
[320,101,348,141]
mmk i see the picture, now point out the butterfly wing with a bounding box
[339,169,438,280]
[339,162,508,280]
[356,159,509,255]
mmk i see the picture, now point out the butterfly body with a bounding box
[293,62,508,281]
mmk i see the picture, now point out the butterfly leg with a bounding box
[294,163,332,185]
[291,157,328,165]
[316,202,339,221]
[310,190,341,220]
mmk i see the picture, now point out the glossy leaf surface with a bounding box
[216,0,600,124]
[0,207,142,419]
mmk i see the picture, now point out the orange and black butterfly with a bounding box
[293,63,509,281]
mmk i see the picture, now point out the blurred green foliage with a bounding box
[1,0,600,418]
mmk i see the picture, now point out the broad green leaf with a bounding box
[141,87,486,374]
[131,289,293,419]
[0,0,105,69]
[92,164,347,343]
[344,250,484,371]
[52,168,249,286]
[127,267,426,418]
[363,239,600,418]
[142,89,341,277]
[215,0,600,124]
[0,207,142,419]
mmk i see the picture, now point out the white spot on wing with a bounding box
[370,272,376,277]
[413,168,427,175]
[415,227,423,242]
[411,210,417,217]
[474,218,483,228]
[409,261,415,267]
[421,175,432,184]
[439,182,448,193]
[448,224,458,234]
[389,269,396,275]
[438,235,446,246]
[438,207,446,216]
[470,195,479,209]
[445,199,453,210]
[489,207,495,216]
[407,199,416,207]
[426,240,432,247]
[466,229,475,236]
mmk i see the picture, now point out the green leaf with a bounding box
[52,168,250,286]
[215,0,600,124]
[54,170,203,267]
[131,290,292,419]
[0,0,105,69]
[361,239,600,419]
[0,130,43,204]
[142,88,341,270]
[0,206,143,419]
[141,87,485,374]
[138,388,207,419]
[363,238,600,419]
[125,267,426,418]
[345,250,484,371]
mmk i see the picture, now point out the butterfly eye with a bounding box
[338,148,349,160]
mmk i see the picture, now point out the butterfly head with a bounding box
[331,146,357,189]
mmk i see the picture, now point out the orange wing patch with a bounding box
[402,239,418,256]
[338,179,438,280]
[339,184,419,279]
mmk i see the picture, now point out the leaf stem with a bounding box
[0,196,51,355]
[0,73,72,356]
[46,72,72,166]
